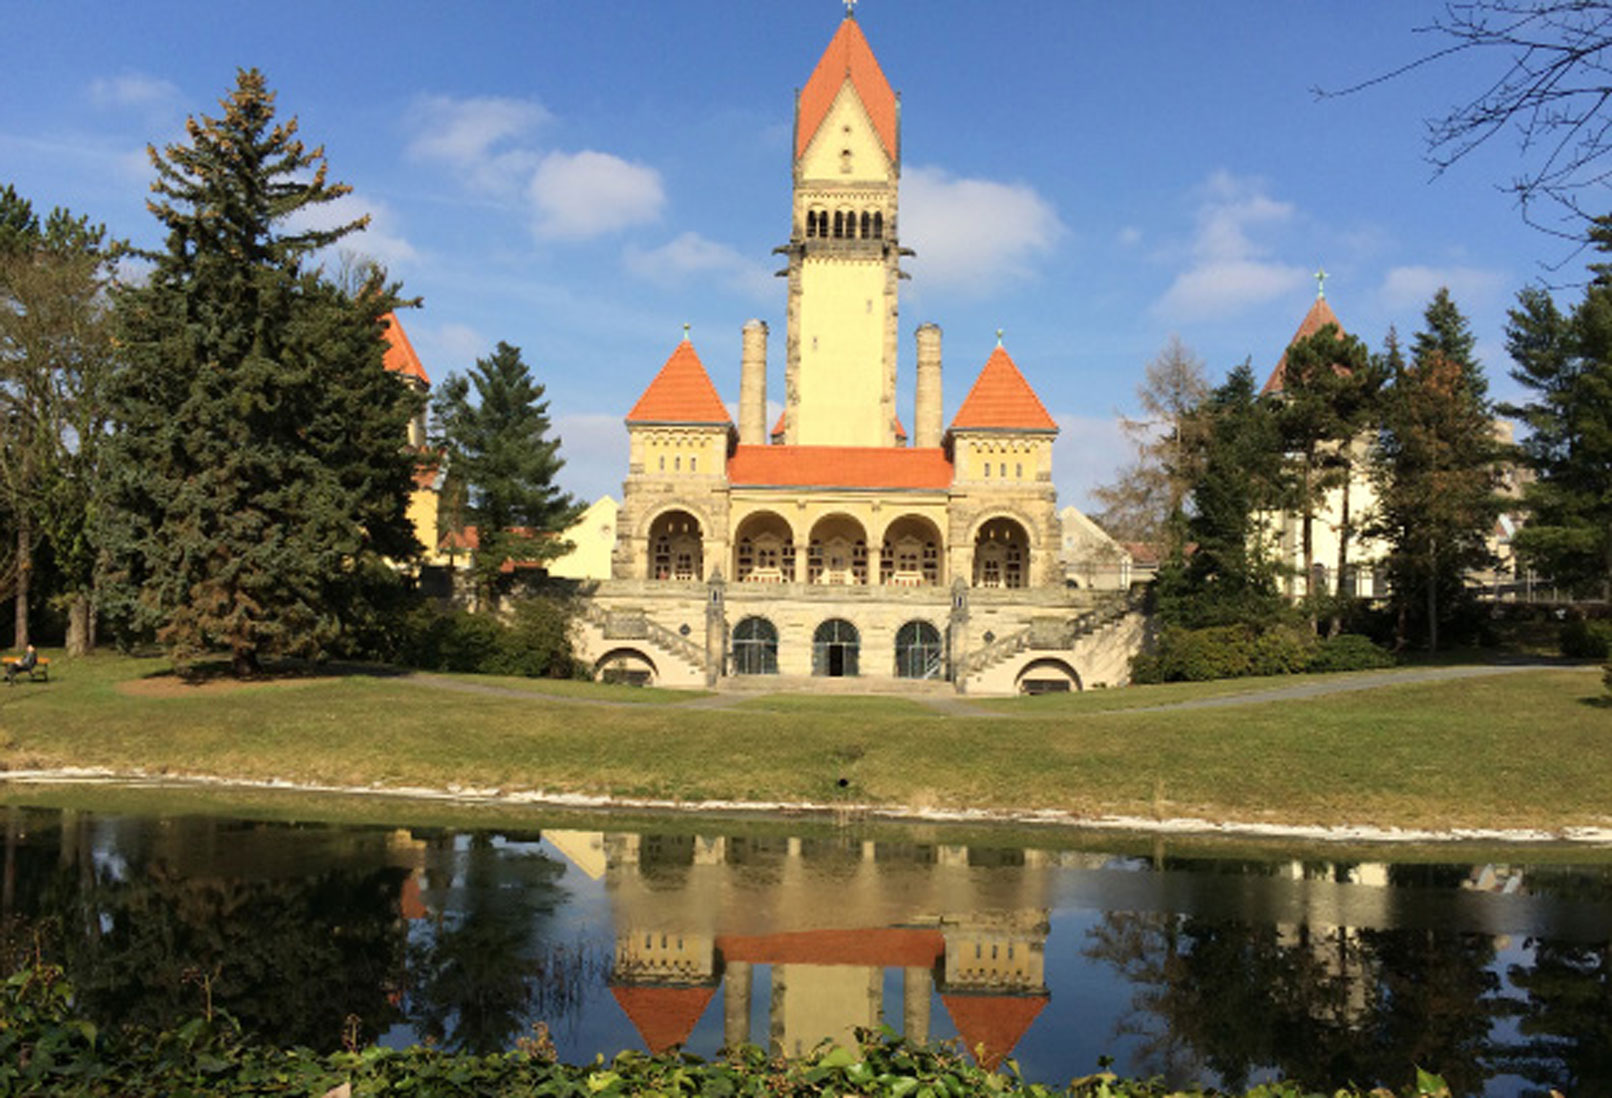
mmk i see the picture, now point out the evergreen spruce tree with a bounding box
[431,341,581,602]
[1373,290,1502,652]
[1160,362,1285,628]
[1274,322,1380,626]
[101,70,420,675]
[1503,226,1612,599]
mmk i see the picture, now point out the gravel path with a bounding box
[393,662,1571,718]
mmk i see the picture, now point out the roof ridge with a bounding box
[381,311,430,386]
[797,17,897,162]
[1262,296,1347,395]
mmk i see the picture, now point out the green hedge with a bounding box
[1132,626,1394,684]
[0,964,1458,1098]
[1560,617,1612,660]
[396,597,580,679]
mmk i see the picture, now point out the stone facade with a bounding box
[574,14,1143,695]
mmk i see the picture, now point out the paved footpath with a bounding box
[397,662,1572,719]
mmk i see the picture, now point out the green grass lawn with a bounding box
[0,652,1606,834]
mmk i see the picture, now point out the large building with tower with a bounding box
[571,11,1142,693]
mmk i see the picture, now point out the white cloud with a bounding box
[1154,171,1308,320]
[624,231,773,298]
[414,323,489,375]
[529,150,664,240]
[1378,265,1507,312]
[406,94,549,193]
[901,165,1063,294]
[1051,413,1130,512]
[554,412,628,503]
[88,73,180,111]
[289,193,417,268]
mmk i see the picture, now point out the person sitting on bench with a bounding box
[5,644,38,685]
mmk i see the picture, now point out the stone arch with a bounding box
[894,619,945,680]
[595,647,658,686]
[872,210,884,239]
[808,513,869,585]
[972,515,1030,589]
[732,615,779,675]
[878,514,943,586]
[812,618,860,677]
[733,510,797,583]
[859,210,871,238]
[1014,657,1081,694]
[647,509,704,581]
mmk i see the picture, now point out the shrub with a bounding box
[396,598,579,678]
[1132,625,1255,682]
[1249,625,1318,676]
[1308,633,1396,672]
[1560,617,1612,660]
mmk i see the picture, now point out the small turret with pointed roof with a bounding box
[1263,269,1347,395]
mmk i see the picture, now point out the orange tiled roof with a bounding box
[951,347,1057,432]
[941,994,1049,1072]
[381,312,429,385]
[1263,295,1345,395]
[610,985,716,1055]
[728,444,952,490]
[798,16,898,162]
[717,928,945,968]
[627,340,733,425]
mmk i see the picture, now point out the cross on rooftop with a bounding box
[1314,266,1328,300]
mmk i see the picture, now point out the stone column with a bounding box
[724,960,753,1050]
[705,571,727,688]
[739,320,769,446]
[914,324,943,449]
[903,966,932,1045]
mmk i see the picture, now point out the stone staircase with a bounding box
[578,601,705,675]
[956,592,1139,680]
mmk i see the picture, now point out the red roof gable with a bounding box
[610,985,716,1055]
[798,17,898,163]
[1263,295,1345,395]
[381,312,429,386]
[728,445,952,490]
[941,994,1049,1072]
[951,347,1057,432]
[627,340,733,425]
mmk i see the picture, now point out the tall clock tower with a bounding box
[777,11,906,447]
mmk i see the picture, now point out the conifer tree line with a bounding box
[1,69,578,675]
[1105,254,1612,660]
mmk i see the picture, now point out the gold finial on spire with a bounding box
[1314,266,1328,300]
[995,328,1004,347]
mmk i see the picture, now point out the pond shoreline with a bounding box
[6,764,1611,849]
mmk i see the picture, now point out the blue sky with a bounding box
[1,2,1571,508]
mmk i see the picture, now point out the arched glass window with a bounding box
[872,211,883,239]
[895,620,944,680]
[812,619,859,677]
[860,211,871,238]
[732,617,779,675]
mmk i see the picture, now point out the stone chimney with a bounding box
[739,319,768,446]
[915,323,943,448]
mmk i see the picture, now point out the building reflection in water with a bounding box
[543,830,1053,1068]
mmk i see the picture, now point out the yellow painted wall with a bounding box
[548,496,619,581]
[957,437,1052,484]
[799,83,892,184]
[406,485,441,563]
[628,427,730,479]
[795,258,891,446]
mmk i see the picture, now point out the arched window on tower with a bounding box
[860,211,871,238]
[872,211,883,239]
[833,211,844,239]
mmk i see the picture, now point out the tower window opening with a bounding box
[690,456,697,472]
[675,455,681,471]
[833,210,845,238]
[1016,462,1023,478]
[860,211,871,238]
[872,211,883,238]
[658,455,665,472]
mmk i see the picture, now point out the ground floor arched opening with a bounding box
[595,647,658,686]
[812,618,860,677]
[731,615,779,675]
[894,619,945,679]
[1015,657,1080,694]
[973,517,1028,588]
[649,510,703,581]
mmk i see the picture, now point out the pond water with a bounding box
[2,804,1610,1097]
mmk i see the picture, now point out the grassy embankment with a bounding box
[0,652,1606,835]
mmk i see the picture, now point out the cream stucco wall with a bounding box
[548,496,619,581]
[795,258,893,446]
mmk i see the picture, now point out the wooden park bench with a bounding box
[3,655,49,685]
